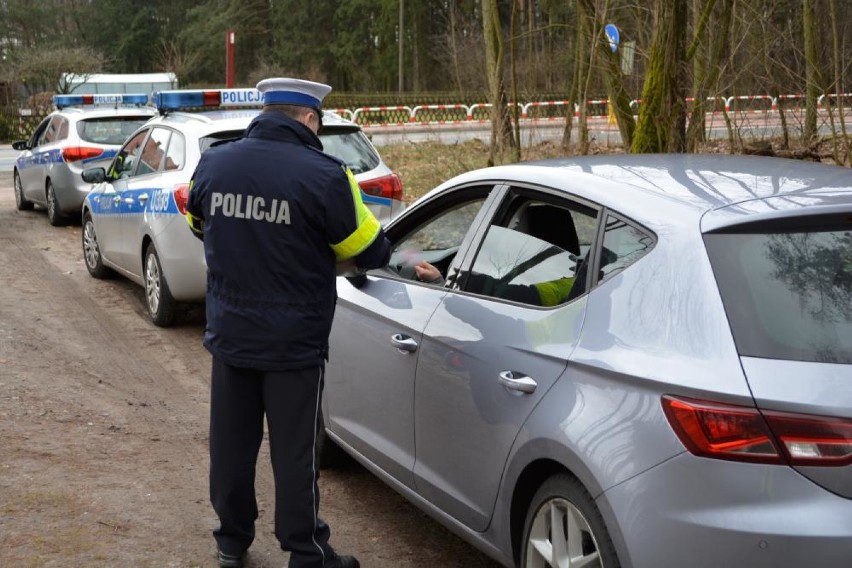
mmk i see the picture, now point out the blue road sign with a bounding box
[605,24,620,52]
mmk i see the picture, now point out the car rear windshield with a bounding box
[77,117,151,145]
[200,130,245,153]
[319,129,380,174]
[704,228,852,363]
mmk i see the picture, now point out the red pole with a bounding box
[226,30,235,88]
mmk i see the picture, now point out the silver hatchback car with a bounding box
[81,88,405,326]
[12,94,156,225]
[320,154,852,567]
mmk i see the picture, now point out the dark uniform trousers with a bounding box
[209,356,334,568]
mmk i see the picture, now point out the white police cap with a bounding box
[256,77,332,109]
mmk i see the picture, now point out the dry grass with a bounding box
[377,140,575,202]
[378,135,851,204]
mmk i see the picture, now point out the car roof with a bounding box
[54,106,157,120]
[436,153,852,230]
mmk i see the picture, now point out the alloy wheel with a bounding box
[83,220,101,270]
[525,497,602,568]
[145,252,162,316]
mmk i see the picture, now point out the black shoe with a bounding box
[325,555,360,568]
[217,548,246,568]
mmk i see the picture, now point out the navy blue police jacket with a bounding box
[186,111,391,370]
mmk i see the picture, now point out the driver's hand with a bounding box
[414,261,442,282]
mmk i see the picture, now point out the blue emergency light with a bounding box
[53,93,149,109]
[153,89,263,113]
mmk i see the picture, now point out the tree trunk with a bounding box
[482,0,515,165]
[631,0,688,153]
[687,0,732,152]
[828,0,851,165]
[802,0,819,143]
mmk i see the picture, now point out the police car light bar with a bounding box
[53,93,150,109]
[153,89,263,112]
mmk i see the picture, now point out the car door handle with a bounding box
[391,333,418,354]
[499,371,537,394]
[137,193,149,204]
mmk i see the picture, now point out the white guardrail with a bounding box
[331,93,852,127]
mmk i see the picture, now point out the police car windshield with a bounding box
[77,117,151,145]
[200,130,245,153]
[319,130,380,175]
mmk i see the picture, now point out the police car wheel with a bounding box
[82,213,113,279]
[317,410,350,469]
[144,243,178,327]
[14,171,34,211]
[46,181,66,226]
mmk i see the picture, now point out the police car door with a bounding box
[93,128,150,268]
[17,116,57,204]
[114,127,171,277]
[324,185,496,489]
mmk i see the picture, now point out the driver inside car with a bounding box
[413,260,577,307]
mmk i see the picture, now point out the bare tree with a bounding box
[482,0,517,165]
[802,0,819,142]
[631,0,688,153]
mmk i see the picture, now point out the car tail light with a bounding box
[173,184,190,215]
[662,395,852,466]
[358,173,404,201]
[62,146,104,162]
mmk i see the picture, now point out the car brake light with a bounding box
[173,184,190,215]
[63,146,104,162]
[662,395,852,466]
[358,173,404,201]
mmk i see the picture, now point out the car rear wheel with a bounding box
[46,180,65,226]
[145,243,178,327]
[82,212,113,279]
[14,171,34,211]
[521,474,619,568]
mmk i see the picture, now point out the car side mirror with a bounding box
[346,273,368,289]
[12,140,28,151]
[82,167,106,184]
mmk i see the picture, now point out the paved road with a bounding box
[3,110,849,173]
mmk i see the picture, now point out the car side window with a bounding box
[137,128,170,176]
[596,214,656,285]
[163,131,185,171]
[56,117,70,141]
[111,130,149,180]
[386,195,489,283]
[39,116,62,145]
[463,197,599,307]
[28,118,51,148]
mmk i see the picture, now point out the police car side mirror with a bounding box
[12,140,28,151]
[82,167,106,184]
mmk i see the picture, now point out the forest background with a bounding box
[0,0,850,169]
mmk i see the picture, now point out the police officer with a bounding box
[185,77,390,568]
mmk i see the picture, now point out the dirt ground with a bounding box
[0,172,501,568]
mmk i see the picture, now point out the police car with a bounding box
[12,94,156,225]
[81,88,405,326]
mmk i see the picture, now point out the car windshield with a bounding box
[320,129,380,174]
[77,117,151,145]
[705,228,852,363]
